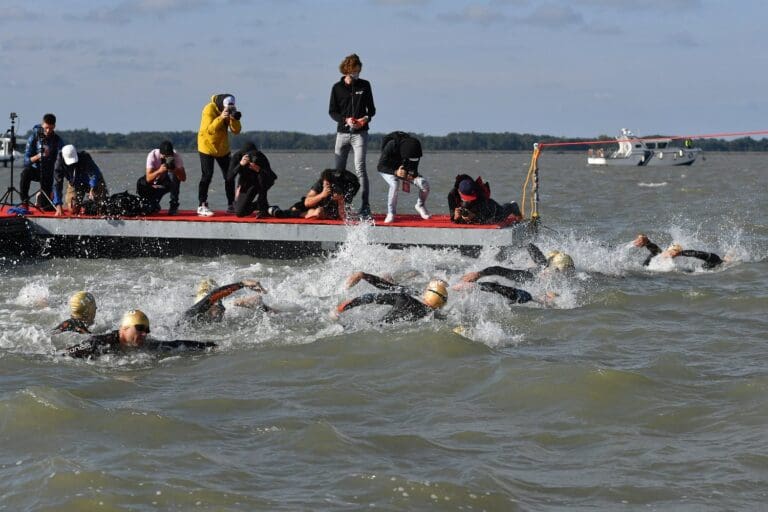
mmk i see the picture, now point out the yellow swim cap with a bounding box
[195,278,219,302]
[69,291,96,323]
[120,309,150,332]
[546,250,561,261]
[666,243,683,254]
[423,279,448,309]
[549,252,575,272]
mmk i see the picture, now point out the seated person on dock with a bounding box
[52,145,109,216]
[448,175,521,224]
[226,142,277,218]
[136,140,186,215]
[64,309,216,359]
[376,131,431,223]
[333,272,447,323]
[52,291,97,334]
[632,234,725,269]
[182,278,271,324]
[271,168,359,220]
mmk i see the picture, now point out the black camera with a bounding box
[162,156,176,169]
[9,112,17,120]
[226,105,242,120]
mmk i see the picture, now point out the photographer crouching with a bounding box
[226,142,277,218]
[137,140,186,215]
[52,145,109,216]
[271,168,359,220]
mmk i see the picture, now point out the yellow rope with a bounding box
[521,145,540,220]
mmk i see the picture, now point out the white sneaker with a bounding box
[384,213,395,223]
[414,204,431,220]
[197,204,214,217]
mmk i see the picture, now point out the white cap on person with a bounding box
[62,145,79,165]
[223,96,236,107]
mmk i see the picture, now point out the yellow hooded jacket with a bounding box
[197,94,242,157]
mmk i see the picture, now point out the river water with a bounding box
[1,150,766,511]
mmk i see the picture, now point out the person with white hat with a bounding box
[197,93,242,216]
[51,144,108,216]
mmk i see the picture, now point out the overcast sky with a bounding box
[2,0,765,138]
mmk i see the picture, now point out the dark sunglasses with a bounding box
[134,324,150,333]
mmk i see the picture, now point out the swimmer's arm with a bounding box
[478,282,534,304]
[478,266,535,282]
[353,272,407,292]
[146,340,217,351]
[641,242,662,266]
[680,250,723,268]
[527,243,548,268]
[338,293,399,313]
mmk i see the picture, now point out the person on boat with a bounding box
[333,272,448,323]
[448,176,521,224]
[197,94,242,216]
[53,291,97,334]
[52,145,109,216]
[270,168,359,220]
[137,140,186,215]
[182,278,272,324]
[64,309,216,359]
[20,113,64,211]
[329,53,376,218]
[632,234,724,269]
[226,142,277,218]
[377,131,431,223]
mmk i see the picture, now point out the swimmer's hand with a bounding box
[345,272,364,288]
[460,271,481,283]
[633,234,649,248]
[241,279,266,293]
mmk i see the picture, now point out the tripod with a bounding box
[0,112,22,206]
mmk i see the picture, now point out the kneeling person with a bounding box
[53,144,108,216]
[65,309,215,359]
[227,142,277,218]
[272,168,359,220]
[137,140,186,215]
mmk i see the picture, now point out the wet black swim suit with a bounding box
[52,318,91,334]
[182,282,271,323]
[64,331,216,359]
[340,293,433,323]
[476,266,536,283]
[641,241,723,269]
[477,282,534,304]
[641,242,663,266]
[356,273,419,295]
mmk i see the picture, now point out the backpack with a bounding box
[381,131,411,152]
[101,191,158,217]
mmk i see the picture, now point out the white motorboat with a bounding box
[587,128,700,166]
[0,136,24,167]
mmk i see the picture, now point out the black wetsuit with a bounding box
[475,265,536,283]
[52,318,91,334]
[641,242,723,269]
[477,282,533,304]
[341,273,431,323]
[182,282,271,323]
[64,331,215,359]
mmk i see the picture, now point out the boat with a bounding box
[587,128,700,166]
[0,135,24,168]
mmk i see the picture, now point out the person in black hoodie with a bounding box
[329,53,376,217]
[448,176,522,224]
[227,142,277,218]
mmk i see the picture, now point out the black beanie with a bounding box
[399,137,422,159]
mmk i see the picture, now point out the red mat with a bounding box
[0,206,519,230]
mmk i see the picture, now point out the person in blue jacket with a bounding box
[20,113,64,210]
[52,144,108,216]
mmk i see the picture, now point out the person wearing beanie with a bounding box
[197,93,242,216]
[447,175,522,224]
[333,272,448,323]
[329,54,376,218]
[52,291,98,334]
[376,131,431,223]
[64,309,216,359]
[137,140,186,215]
[226,142,277,218]
[52,144,109,216]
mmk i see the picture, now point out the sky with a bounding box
[1,0,766,138]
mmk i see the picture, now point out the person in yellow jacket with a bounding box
[197,93,242,216]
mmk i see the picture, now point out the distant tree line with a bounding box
[18,129,768,152]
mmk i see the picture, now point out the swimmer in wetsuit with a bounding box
[65,309,215,359]
[53,291,97,334]
[182,278,271,323]
[633,234,724,269]
[466,243,575,284]
[334,273,448,323]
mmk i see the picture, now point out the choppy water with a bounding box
[1,151,767,511]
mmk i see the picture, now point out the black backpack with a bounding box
[101,191,157,217]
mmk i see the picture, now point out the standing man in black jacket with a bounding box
[329,53,376,218]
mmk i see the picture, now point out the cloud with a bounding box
[81,0,211,25]
[521,4,583,29]
[438,4,507,25]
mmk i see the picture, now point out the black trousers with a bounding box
[20,165,53,205]
[235,174,275,217]
[137,175,180,209]
[198,152,234,205]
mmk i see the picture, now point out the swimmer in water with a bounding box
[181,278,272,323]
[64,309,215,359]
[52,291,97,334]
[334,273,448,323]
[632,234,725,269]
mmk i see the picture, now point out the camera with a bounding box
[9,112,17,120]
[226,105,242,121]
[162,156,176,169]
